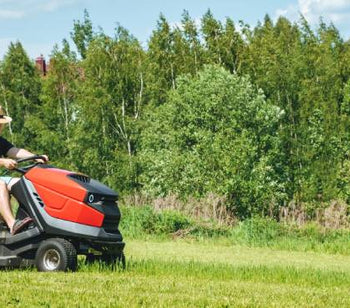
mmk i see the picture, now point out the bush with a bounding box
[120,205,350,255]
[120,205,192,237]
[140,65,285,218]
[120,205,158,237]
[156,210,192,233]
[233,217,285,244]
[119,205,229,238]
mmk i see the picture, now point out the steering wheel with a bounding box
[14,155,48,174]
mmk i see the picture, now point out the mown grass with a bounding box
[1,239,350,307]
[1,205,350,307]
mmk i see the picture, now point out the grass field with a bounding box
[1,238,350,307]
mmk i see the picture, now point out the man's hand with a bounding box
[1,158,18,170]
[35,155,49,164]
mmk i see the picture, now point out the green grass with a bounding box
[120,206,350,255]
[1,239,350,307]
[1,205,350,306]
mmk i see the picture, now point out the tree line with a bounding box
[1,10,350,219]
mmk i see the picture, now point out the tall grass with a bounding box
[121,193,234,225]
[120,205,230,239]
[119,205,350,254]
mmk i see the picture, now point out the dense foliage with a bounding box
[140,66,283,217]
[1,11,350,219]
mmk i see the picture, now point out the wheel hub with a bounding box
[43,249,61,270]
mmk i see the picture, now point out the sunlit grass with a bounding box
[126,239,350,272]
[1,239,350,307]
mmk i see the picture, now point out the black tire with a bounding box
[35,238,77,272]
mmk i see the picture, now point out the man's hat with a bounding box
[0,105,12,124]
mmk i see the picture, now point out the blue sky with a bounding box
[1,0,350,60]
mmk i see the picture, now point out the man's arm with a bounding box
[7,147,35,159]
[0,157,17,169]
[6,147,48,162]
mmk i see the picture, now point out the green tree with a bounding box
[140,66,284,218]
[297,19,344,202]
[240,15,302,202]
[181,10,204,74]
[219,18,245,73]
[147,14,177,105]
[0,41,41,147]
[201,10,224,65]
[71,26,146,193]
[71,9,94,59]
[32,40,80,166]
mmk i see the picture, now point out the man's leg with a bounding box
[0,179,15,230]
[0,177,32,234]
[7,177,20,191]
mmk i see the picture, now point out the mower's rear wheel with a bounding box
[35,238,77,272]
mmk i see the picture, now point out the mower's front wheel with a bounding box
[35,238,77,272]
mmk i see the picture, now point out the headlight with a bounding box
[88,193,95,203]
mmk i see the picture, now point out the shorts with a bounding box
[0,176,13,185]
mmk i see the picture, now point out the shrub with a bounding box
[140,65,285,218]
[234,216,285,244]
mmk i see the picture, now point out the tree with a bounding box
[0,41,41,148]
[33,40,80,166]
[147,14,177,105]
[201,10,224,65]
[140,65,284,218]
[240,15,302,202]
[219,18,245,73]
[181,10,204,74]
[71,9,94,59]
[70,26,146,193]
[297,19,344,202]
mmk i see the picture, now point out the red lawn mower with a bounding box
[0,155,125,272]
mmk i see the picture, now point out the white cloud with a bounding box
[38,0,81,12]
[275,5,299,21]
[0,0,80,19]
[275,0,350,38]
[298,0,350,23]
[309,0,349,11]
[0,9,25,19]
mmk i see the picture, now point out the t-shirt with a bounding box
[0,136,14,157]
